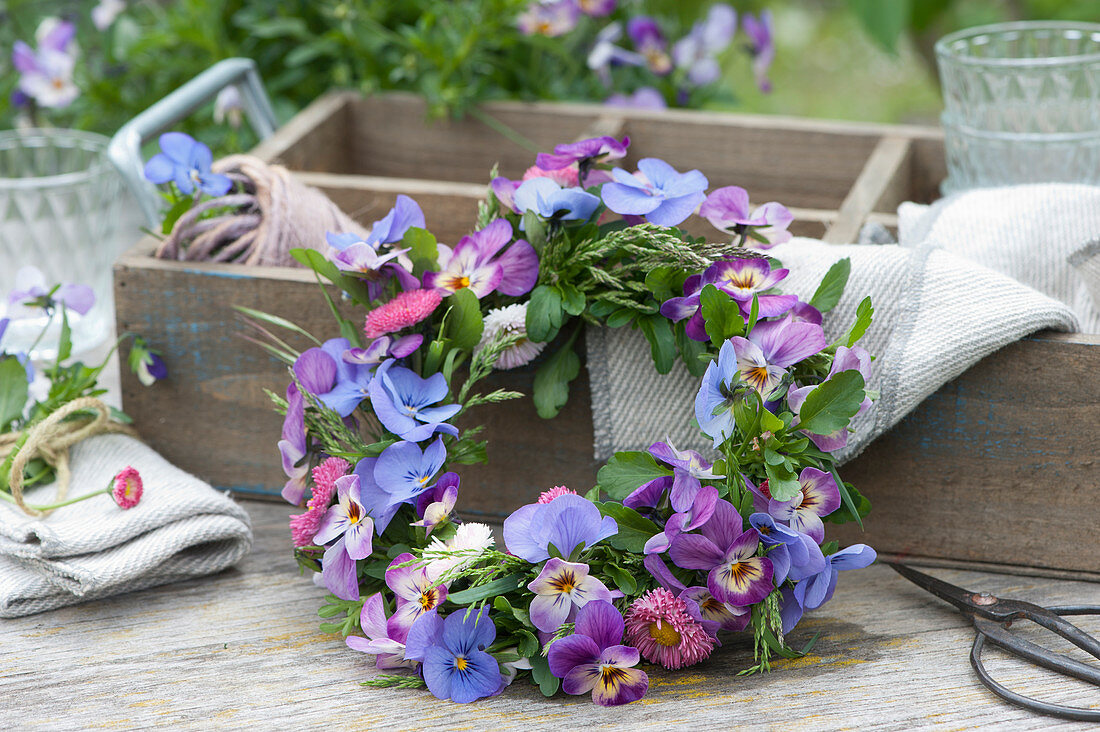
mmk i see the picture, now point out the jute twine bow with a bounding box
[154,154,369,267]
[0,397,135,518]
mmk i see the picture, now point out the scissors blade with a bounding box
[888,562,987,615]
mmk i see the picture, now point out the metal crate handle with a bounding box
[107,57,278,228]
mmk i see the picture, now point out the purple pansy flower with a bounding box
[343,334,423,366]
[668,500,773,606]
[6,266,95,317]
[315,474,375,600]
[649,440,724,512]
[503,493,618,563]
[644,553,749,632]
[699,186,793,248]
[547,600,649,706]
[369,358,460,442]
[346,592,417,670]
[143,132,232,197]
[517,0,580,37]
[352,456,404,534]
[578,0,616,16]
[12,19,78,109]
[627,17,672,75]
[528,558,615,633]
[748,512,826,585]
[693,339,743,447]
[413,472,459,534]
[788,346,873,452]
[385,552,449,642]
[751,467,841,544]
[587,22,646,84]
[490,177,522,213]
[743,10,776,93]
[423,219,538,298]
[672,3,737,87]
[373,437,447,506]
[406,608,503,704]
[783,544,877,632]
[729,316,829,399]
[641,485,719,555]
[512,178,601,228]
[278,345,344,504]
[601,158,708,228]
[536,136,630,186]
[605,87,667,110]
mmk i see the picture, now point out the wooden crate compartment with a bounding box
[115,92,1096,576]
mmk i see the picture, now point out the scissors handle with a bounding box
[971,607,1100,722]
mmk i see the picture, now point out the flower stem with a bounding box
[0,486,109,512]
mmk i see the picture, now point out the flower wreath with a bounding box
[146,132,877,706]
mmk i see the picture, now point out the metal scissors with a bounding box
[889,563,1100,722]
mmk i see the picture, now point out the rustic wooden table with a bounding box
[5,499,1099,730]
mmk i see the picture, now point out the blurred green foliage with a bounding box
[1,0,1097,139]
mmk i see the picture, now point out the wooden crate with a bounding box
[115,92,1099,575]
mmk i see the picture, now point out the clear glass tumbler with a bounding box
[0,129,128,359]
[937,21,1100,134]
[936,21,1100,192]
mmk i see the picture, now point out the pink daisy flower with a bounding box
[290,456,349,547]
[624,588,716,669]
[522,163,580,188]
[363,289,442,339]
[537,485,578,504]
[111,467,143,509]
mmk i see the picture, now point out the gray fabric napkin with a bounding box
[0,433,252,617]
[589,186,1090,463]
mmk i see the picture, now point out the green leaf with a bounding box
[596,502,661,553]
[604,563,638,595]
[443,288,484,352]
[523,211,547,252]
[825,475,872,527]
[161,196,193,234]
[516,629,539,657]
[529,653,560,697]
[809,258,851,314]
[764,462,801,502]
[57,306,72,363]
[675,324,709,377]
[759,407,785,434]
[422,338,446,377]
[605,308,635,329]
[847,0,911,54]
[290,247,343,286]
[596,451,672,501]
[0,358,29,428]
[532,339,580,419]
[797,370,865,436]
[840,296,874,348]
[637,315,676,374]
[526,285,563,344]
[446,573,526,605]
[559,284,585,316]
[584,485,601,502]
[700,285,744,347]
[645,266,686,303]
[402,226,439,275]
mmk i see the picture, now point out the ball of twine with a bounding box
[154,155,369,266]
[0,397,135,518]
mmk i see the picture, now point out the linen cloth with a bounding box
[0,434,252,617]
[589,184,1097,465]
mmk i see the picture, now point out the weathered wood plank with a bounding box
[3,499,1098,730]
[824,135,912,244]
[835,331,1100,574]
